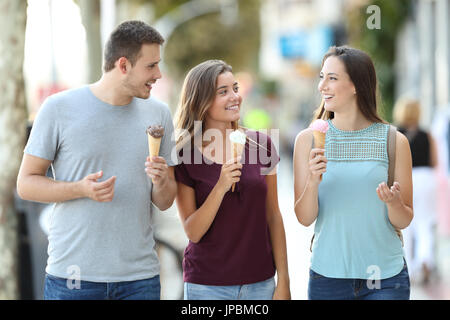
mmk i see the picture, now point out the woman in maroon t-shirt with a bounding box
[173,60,290,300]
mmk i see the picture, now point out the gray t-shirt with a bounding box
[25,85,177,282]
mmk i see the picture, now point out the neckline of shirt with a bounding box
[328,119,378,134]
[85,85,134,109]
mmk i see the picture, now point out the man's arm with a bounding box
[17,153,116,203]
[145,156,177,211]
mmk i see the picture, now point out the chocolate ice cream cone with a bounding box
[146,125,164,183]
[147,134,161,158]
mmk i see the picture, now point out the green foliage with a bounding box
[161,0,261,77]
[136,0,188,19]
[347,0,411,121]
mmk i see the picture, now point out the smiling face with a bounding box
[318,56,357,114]
[122,43,162,99]
[205,71,242,128]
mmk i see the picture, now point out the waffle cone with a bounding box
[147,134,161,157]
[312,130,326,181]
[231,142,245,192]
[147,134,162,183]
[312,131,326,149]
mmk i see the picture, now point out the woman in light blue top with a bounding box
[293,46,413,300]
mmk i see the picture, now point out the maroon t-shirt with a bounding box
[174,130,279,285]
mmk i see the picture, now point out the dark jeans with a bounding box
[308,261,410,300]
[44,273,160,300]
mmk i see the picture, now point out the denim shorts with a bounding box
[184,277,275,300]
[308,261,410,300]
[44,273,160,300]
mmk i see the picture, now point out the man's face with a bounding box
[123,43,162,99]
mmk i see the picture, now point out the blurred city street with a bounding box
[1,0,450,301]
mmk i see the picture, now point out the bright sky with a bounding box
[24,0,87,115]
[23,0,170,117]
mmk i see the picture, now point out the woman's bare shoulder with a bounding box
[294,128,314,147]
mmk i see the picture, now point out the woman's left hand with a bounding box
[376,181,403,205]
[272,280,291,300]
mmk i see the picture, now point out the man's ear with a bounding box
[117,57,129,74]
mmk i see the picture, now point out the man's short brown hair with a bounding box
[103,20,164,72]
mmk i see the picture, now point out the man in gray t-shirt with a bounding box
[17,21,177,300]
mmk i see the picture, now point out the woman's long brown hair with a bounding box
[313,46,385,124]
[174,60,239,150]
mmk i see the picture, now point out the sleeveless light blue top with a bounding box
[310,120,404,280]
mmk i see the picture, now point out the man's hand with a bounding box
[147,157,176,211]
[79,170,116,202]
[145,156,170,186]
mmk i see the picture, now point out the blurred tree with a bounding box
[149,0,191,18]
[163,0,260,77]
[112,0,260,108]
[0,0,28,299]
[347,0,411,121]
[136,0,260,77]
[77,0,102,83]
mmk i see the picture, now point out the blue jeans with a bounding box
[308,261,410,300]
[44,273,160,300]
[184,277,275,300]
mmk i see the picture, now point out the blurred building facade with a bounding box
[395,0,449,127]
[396,0,450,236]
[258,0,346,153]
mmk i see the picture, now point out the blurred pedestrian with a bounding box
[394,97,438,284]
[431,104,450,236]
[16,21,178,300]
[293,46,413,300]
[173,60,290,300]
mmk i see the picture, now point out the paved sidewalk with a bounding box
[411,235,450,300]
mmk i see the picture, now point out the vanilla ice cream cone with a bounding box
[229,130,246,192]
[231,142,245,192]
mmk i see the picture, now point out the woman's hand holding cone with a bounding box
[216,156,242,193]
[308,148,327,184]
